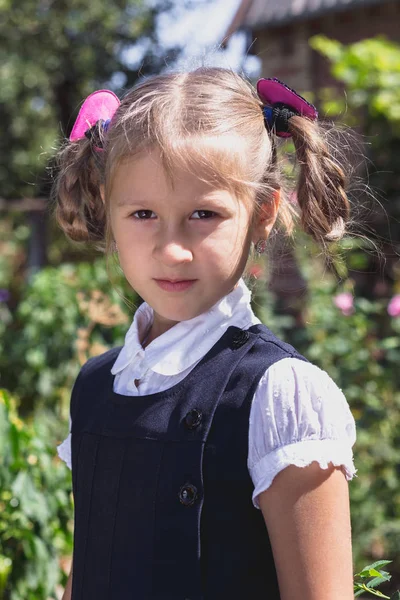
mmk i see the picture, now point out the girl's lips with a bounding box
[154,279,196,292]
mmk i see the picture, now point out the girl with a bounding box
[54,68,357,600]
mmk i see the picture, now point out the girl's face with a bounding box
[107,149,276,336]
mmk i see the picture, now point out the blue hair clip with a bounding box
[262,107,274,130]
[262,103,299,136]
[84,118,111,150]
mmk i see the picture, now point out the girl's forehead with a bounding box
[110,151,238,201]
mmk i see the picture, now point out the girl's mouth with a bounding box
[154,279,197,292]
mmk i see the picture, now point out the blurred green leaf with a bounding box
[0,0,183,199]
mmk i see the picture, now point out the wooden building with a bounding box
[225,0,400,93]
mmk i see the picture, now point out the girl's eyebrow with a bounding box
[116,197,149,207]
[115,194,232,209]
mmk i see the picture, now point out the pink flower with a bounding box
[388,295,400,317]
[333,292,354,316]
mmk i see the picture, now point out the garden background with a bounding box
[0,1,400,598]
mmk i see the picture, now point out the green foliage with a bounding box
[0,389,72,600]
[309,35,400,268]
[1,256,137,419]
[310,36,400,126]
[0,216,30,293]
[354,560,400,598]
[0,0,180,198]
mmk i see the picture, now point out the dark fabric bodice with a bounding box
[70,323,309,599]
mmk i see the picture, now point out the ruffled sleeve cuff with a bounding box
[250,438,357,509]
[248,357,357,509]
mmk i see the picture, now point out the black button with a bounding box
[231,329,250,349]
[184,409,202,430]
[179,483,198,506]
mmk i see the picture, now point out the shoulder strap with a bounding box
[248,323,310,361]
[70,347,122,423]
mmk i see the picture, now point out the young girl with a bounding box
[54,68,357,600]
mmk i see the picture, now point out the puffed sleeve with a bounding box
[56,416,72,470]
[248,357,357,509]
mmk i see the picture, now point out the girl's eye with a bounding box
[191,210,217,220]
[131,210,156,219]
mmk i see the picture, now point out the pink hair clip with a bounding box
[69,89,120,150]
[257,78,318,138]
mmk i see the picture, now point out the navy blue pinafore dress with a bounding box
[70,323,309,599]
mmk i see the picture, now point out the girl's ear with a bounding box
[252,189,281,243]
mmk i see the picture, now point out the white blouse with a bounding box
[57,278,357,508]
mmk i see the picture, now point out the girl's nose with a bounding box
[153,237,193,266]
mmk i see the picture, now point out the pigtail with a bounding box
[288,116,351,244]
[52,134,106,244]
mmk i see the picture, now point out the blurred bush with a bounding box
[0,0,179,200]
[2,254,136,418]
[0,389,72,600]
[309,35,400,296]
[310,35,400,129]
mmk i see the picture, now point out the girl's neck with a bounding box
[141,315,179,349]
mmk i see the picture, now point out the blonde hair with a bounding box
[52,67,351,254]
